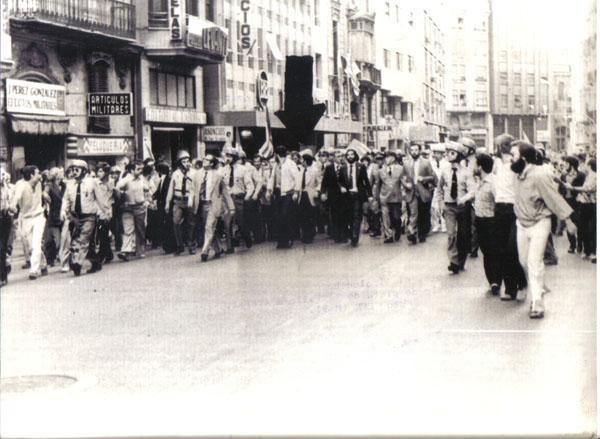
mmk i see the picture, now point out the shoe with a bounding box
[447,263,460,274]
[28,273,38,280]
[394,230,401,241]
[491,284,500,295]
[383,238,394,244]
[419,237,426,243]
[87,263,102,274]
[351,239,358,247]
[225,248,235,254]
[40,267,48,276]
[568,247,576,254]
[21,262,31,269]
[459,264,465,271]
[407,235,417,245]
[500,290,516,301]
[72,263,82,277]
[200,253,208,262]
[117,252,129,262]
[591,256,597,264]
[529,300,545,319]
[188,248,197,255]
[581,253,590,260]
[470,251,478,258]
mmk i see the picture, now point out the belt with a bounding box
[75,213,95,219]
[173,196,189,201]
[445,201,457,206]
[232,193,245,199]
[201,199,212,204]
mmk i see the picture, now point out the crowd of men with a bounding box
[0,135,596,319]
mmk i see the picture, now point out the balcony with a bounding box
[359,64,381,93]
[10,0,136,40]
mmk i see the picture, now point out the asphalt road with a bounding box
[0,231,596,437]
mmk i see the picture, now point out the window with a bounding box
[459,91,466,107]
[149,69,196,109]
[315,53,322,88]
[88,61,110,133]
[186,0,198,16]
[527,73,535,85]
[458,64,466,81]
[149,0,168,27]
[383,49,390,68]
[408,55,414,72]
[514,95,521,107]
[528,95,535,107]
[558,81,565,99]
[396,52,402,71]
[226,79,234,88]
[513,73,521,85]
[476,90,487,107]
[499,72,508,82]
[452,90,459,106]
[475,65,486,82]
[501,94,508,108]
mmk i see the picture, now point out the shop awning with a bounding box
[10,114,69,135]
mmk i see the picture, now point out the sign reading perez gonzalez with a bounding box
[88,93,132,116]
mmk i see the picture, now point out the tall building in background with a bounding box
[549,50,573,153]
[489,0,550,148]
[445,0,492,150]
[204,0,362,153]
[576,0,597,153]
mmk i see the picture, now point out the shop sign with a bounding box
[536,130,550,142]
[77,136,132,156]
[170,0,182,40]
[409,125,439,143]
[6,79,66,116]
[239,0,253,52]
[144,107,206,125]
[203,126,233,142]
[88,93,132,116]
[187,15,228,57]
[256,71,269,108]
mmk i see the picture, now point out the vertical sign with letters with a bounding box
[170,0,182,40]
[239,0,252,52]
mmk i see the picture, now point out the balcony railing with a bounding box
[10,0,136,39]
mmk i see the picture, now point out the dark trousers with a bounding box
[43,224,61,265]
[97,219,113,263]
[494,203,527,293]
[467,203,478,254]
[329,198,347,242]
[146,209,160,247]
[579,203,597,256]
[346,193,363,244]
[110,208,123,252]
[0,214,12,282]
[417,198,432,240]
[565,198,580,250]
[475,216,502,286]
[261,203,275,241]
[231,195,251,246]
[277,193,294,246]
[298,193,316,243]
[245,199,263,243]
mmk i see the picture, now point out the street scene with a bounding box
[0,0,597,436]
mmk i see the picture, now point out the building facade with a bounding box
[549,56,573,153]
[203,0,362,154]
[3,0,139,178]
[445,0,492,150]
[489,0,550,148]
[576,0,596,153]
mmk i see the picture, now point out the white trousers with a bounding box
[21,214,47,274]
[516,217,551,303]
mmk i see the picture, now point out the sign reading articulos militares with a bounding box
[88,93,132,116]
[6,79,66,116]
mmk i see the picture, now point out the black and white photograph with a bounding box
[0,0,597,436]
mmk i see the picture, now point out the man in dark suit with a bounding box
[338,146,372,247]
[320,150,347,243]
[402,143,438,244]
[155,161,176,253]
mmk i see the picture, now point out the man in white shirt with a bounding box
[274,147,299,248]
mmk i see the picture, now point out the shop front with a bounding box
[201,125,234,156]
[5,78,69,176]
[143,107,206,167]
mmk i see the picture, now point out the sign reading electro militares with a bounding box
[77,136,132,156]
[170,0,182,40]
[88,93,132,116]
[256,71,269,109]
[6,79,66,116]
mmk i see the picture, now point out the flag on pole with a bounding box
[258,106,274,158]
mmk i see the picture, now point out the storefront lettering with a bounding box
[144,107,206,125]
[6,79,66,116]
[78,136,132,156]
[240,0,252,51]
[88,93,132,116]
[170,0,182,40]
